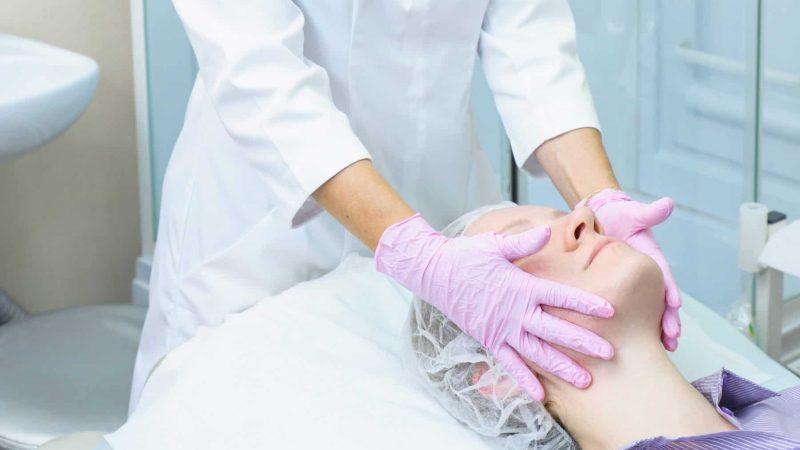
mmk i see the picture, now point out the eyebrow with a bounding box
[497,210,564,234]
[498,217,531,234]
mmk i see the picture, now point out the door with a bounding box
[524,0,800,314]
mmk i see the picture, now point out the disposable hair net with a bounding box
[403,202,577,450]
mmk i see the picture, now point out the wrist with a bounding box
[374,213,443,275]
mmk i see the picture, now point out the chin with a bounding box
[600,249,664,305]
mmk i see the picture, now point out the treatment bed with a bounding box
[88,255,798,450]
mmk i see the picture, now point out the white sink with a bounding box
[0,34,99,162]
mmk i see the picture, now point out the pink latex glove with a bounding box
[578,189,682,351]
[375,214,615,401]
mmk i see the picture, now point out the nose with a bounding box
[565,207,602,251]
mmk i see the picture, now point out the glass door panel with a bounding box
[525,0,760,314]
[759,0,800,299]
[143,0,195,234]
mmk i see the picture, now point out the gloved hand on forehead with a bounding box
[577,189,682,351]
[375,214,615,401]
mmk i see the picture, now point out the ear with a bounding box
[471,363,525,400]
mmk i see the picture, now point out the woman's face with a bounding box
[465,205,665,341]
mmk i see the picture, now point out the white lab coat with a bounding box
[129,0,599,411]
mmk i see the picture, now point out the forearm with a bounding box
[313,159,415,251]
[535,127,620,208]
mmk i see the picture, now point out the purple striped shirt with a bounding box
[626,369,800,449]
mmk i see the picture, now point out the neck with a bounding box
[544,335,736,450]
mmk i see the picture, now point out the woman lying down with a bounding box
[102,203,800,450]
[409,203,800,449]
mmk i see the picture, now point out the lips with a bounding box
[587,237,616,267]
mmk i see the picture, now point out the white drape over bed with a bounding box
[106,255,798,449]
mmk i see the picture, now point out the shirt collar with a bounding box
[691,368,780,428]
[626,369,782,449]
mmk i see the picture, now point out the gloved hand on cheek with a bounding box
[375,213,616,401]
[578,189,682,351]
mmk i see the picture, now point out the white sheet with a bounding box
[106,255,798,449]
[670,289,799,391]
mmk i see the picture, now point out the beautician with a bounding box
[129,0,682,410]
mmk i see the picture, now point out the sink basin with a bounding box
[0,34,99,163]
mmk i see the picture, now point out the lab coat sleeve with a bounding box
[478,0,600,177]
[171,0,371,226]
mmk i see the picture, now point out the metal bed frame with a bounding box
[739,203,800,373]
